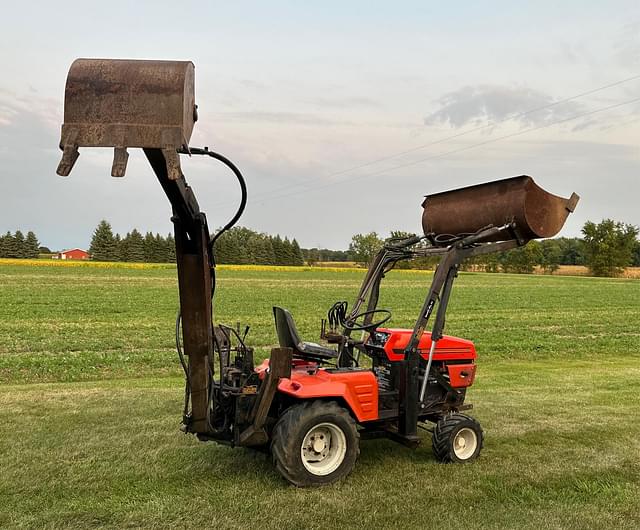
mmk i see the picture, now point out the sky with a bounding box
[0,1,639,251]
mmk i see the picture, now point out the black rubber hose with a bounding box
[184,146,248,252]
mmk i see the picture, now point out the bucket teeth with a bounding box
[56,144,79,177]
[162,148,183,180]
[111,147,129,178]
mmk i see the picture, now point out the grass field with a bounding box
[1,262,639,529]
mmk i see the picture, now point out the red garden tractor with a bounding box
[57,58,579,486]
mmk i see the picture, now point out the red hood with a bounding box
[376,327,476,362]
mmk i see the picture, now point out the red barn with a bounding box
[55,248,90,260]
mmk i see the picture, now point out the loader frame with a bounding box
[330,227,523,444]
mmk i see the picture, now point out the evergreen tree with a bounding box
[25,231,39,258]
[90,220,117,261]
[143,232,156,263]
[213,230,235,264]
[14,231,27,259]
[272,235,287,265]
[119,232,131,261]
[154,233,167,262]
[245,236,259,264]
[248,235,275,264]
[113,234,122,261]
[0,232,10,258]
[291,238,304,266]
[128,229,145,262]
[5,232,18,258]
[282,237,296,265]
[166,233,176,262]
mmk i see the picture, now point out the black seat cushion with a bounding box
[273,306,338,361]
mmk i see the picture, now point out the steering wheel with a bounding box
[342,309,392,332]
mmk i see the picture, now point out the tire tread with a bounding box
[432,413,483,463]
[271,400,359,487]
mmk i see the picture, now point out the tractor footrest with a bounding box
[384,427,421,449]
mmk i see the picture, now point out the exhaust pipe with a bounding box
[422,175,579,243]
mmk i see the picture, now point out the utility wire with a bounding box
[210,73,640,207]
[250,95,640,204]
[306,74,640,180]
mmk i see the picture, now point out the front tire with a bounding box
[432,413,483,463]
[271,400,360,487]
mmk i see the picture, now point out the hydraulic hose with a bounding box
[183,146,248,253]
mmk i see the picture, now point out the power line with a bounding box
[209,74,640,207]
[250,95,640,205]
[311,73,640,180]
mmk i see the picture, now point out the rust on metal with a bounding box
[421,175,579,242]
[56,58,197,179]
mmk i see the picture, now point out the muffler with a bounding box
[56,58,197,180]
[422,175,579,243]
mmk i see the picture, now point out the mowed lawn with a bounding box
[1,263,639,529]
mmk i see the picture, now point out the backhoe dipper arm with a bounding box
[55,59,241,435]
[145,148,214,434]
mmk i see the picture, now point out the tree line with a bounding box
[89,221,176,262]
[89,221,304,265]
[4,218,639,277]
[0,231,40,258]
[214,227,304,265]
[348,219,640,277]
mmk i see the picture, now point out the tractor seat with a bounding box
[273,306,338,363]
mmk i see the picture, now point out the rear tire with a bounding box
[432,413,483,463]
[271,400,360,487]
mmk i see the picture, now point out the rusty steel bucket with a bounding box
[56,58,197,179]
[422,175,579,242]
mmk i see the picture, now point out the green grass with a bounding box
[1,264,639,529]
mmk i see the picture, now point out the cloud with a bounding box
[615,21,640,68]
[424,84,585,129]
[307,95,381,109]
[236,78,268,90]
[0,90,61,132]
[212,110,349,126]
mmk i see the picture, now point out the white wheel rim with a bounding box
[453,427,478,460]
[300,422,347,476]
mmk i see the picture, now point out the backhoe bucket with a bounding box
[422,175,579,242]
[56,58,197,179]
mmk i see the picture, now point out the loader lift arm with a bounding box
[398,226,522,442]
[333,225,526,445]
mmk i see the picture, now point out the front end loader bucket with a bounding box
[422,175,579,243]
[56,58,197,179]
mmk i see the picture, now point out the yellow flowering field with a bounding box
[0,258,434,275]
